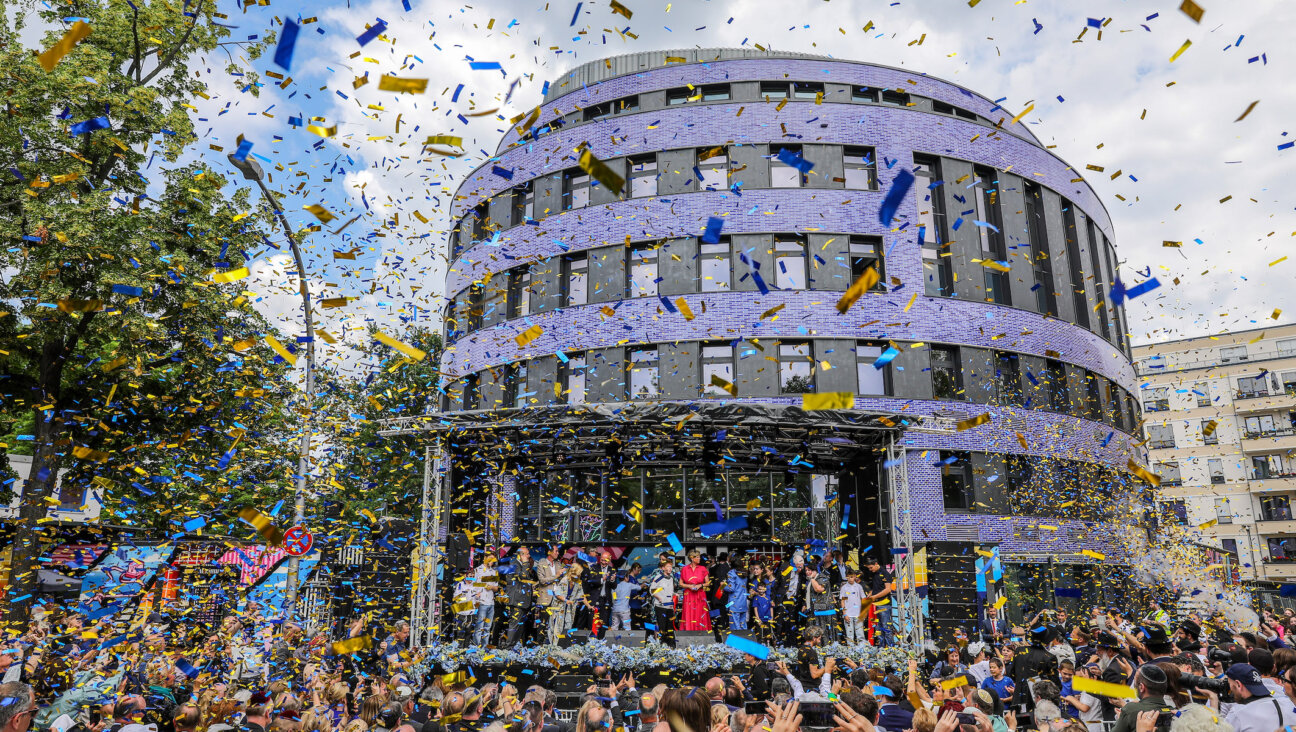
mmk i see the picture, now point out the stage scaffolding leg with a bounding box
[412,438,447,649]
[887,436,925,650]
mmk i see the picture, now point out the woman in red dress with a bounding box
[679,550,712,631]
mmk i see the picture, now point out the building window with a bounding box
[843,146,878,190]
[701,84,731,101]
[563,254,588,306]
[1147,423,1176,450]
[562,169,590,210]
[616,95,639,113]
[697,147,729,190]
[701,344,736,397]
[1084,372,1102,420]
[1220,345,1249,363]
[856,342,891,396]
[1023,183,1058,316]
[1278,338,1296,357]
[1201,418,1220,445]
[852,86,878,102]
[941,452,974,512]
[995,351,1023,407]
[774,236,808,289]
[1154,461,1181,486]
[1195,382,1212,407]
[558,354,586,405]
[511,181,534,225]
[1142,386,1169,412]
[770,145,805,188]
[1284,371,1296,396]
[700,237,732,292]
[791,81,823,100]
[505,362,528,408]
[973,167,1010,306]
[880,89,911,106]
[463,373,480,411]
[627,244,659,298]
[464,284,483,332]
[1086,219,1112,343]
[583,101,614,122]
[760,81,789,100]
[629,154,658,198]
[849,236,886,289]
[1269,538,1296,561]
[914,155,952,297]
[1061,204,1089,328]
[928,345,961,399]
[1045,360,1069,413]
[666,86,693,105]
[1244,414,1277,438]
[1161,500,1188,526]
[1209,458,1226,485]
[779,342,814,393]
[1261,495,1293,522]
[1237,375,1268,399]
[628,347,659,399]
[507,266,531,319]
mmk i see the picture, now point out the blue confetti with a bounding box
[725,634,770,659]
[874,346,899,369]
[112,284,144,296]
[469,61,503,70]
[233,139,254,163]
[356,19,387,46]
[570,1,583,26]
[878,169,914,225]
[491,165,514,180]
[1109,277,1161,306]
[273,19,299,71]
[666,532,684,554]
[69,116,110,136]
[701,216,725,244]
[1087,17,1103,28]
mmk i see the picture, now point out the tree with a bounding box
[0,0,293,623]
[315,326,442,522]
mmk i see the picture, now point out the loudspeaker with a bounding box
[558,629,591,648]
[676,631,717,646]
[447,533,472,571]
[604,630,647,647]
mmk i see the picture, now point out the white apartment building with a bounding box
[1135,324,1296,583]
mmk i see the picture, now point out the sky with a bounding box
[143,0,1296,374]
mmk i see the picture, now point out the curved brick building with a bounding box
[434,49,1142,631]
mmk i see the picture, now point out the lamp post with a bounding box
[228,153,315,612]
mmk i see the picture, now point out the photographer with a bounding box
[1111,665,1173,732]
[1223,664,1291,732]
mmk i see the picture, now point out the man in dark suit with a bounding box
[504,546,538,648]
[980,605,1010,643]
[708,552,731,641]
[584,550,618,639]
[1012,625,1060,711]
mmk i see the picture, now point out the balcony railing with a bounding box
[1142,400,1170,412]
[1244,427,1296,440]
[1262,511,1295,522]
[1252,471,1296,481]
[1149,439,1177,449]
[1235,387,1296,401]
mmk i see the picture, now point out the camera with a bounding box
[1207,648,1234,665]
[1180,673,1232,702]
[1155,711,1175,732]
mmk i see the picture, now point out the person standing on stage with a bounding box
[679,550,712,631]
[586,550,618,639]
[534,545,564,642]
[472,553,500,647]
[504,546,538,648]
[708,552,731,641]
[749,562,774,643]
[864,555,894,647]
[726,557,749,631]
[805,564,838,643]
[647,556,677,647]
[775,552,807,646]
[549,563,585,645]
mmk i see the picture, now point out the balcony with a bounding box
[1256,518,1296,534]
[1142,399,1170,413]
[1242,428,1296,453]
[1250,475,1296,493]
[1233,388,1296,413]
[1263,560,1296,580]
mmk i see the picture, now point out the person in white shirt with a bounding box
[471,555,500,647]
[1225,663,1292,732]
[452,574,477,642]
[647,557,677,647]
[839,570,867,645]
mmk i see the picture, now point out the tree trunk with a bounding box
[5,408,61,625]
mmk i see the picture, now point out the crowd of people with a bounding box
[5,548,1296,732]
[450,545,895,649]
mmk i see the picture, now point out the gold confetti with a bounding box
[374,330,428,361]
[331,635,373,656]
[303,204,337,223]
[320,297,350,308]
[1127,459,1162,488]
[1169,39,1192,63]
[212,267,250,284]
[1273,309,1283,320]
[1202,419,1218,437]
[761,303,786,320]
[378,76,428,94]
[836,267,879,314]
[675,298,695,320]
[238,506,285,546]
[709,374,737,397]
[1234,100,1259,122]
[514,324,543,347]
[1081,550,1105,560]
[956,413,991,431]
[1270,256,1287,266]
[610,0,633,18]
[1179,0,1204,22]
[1009,103,1034,126]
[424,135,464,148]
[306,124,337,138]
[265,335,297,366]
[57,298,103,313]
[71,445,110,463]
[577,147,625,196]
[38,21,92,72]
[802,392,854,410]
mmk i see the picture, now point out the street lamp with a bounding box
[228,153,316,613]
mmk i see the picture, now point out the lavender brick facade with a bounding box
[440,51,1140,561]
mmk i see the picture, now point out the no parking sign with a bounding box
[284,525,313,556]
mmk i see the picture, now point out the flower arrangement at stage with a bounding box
[412,639,911,675]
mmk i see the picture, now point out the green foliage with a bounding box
[0,0,292,617]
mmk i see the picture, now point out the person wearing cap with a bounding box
[1224,662,1293,732]
[1093,631,1133,724]
[1111,665,1173,732]
[966,642,992,684]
